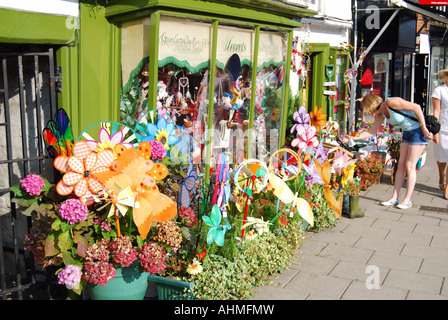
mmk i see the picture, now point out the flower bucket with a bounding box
[148,274,194,300]
[85,263,149,300]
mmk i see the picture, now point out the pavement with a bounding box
[252,141,448,300]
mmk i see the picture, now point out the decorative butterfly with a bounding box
[267,172,314,227]
[94,147,176,240]
[313,142,328,165]
[202,205,231,246]
[114,142,168,192]
[313,158,342,219]
[331,149,357,175]
[169,145,190,166]
[180,160,198,208]
[302,162,324,186]
[43,108,74,158]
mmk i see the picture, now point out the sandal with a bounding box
[445,193,448,200]
[440,183,446,190]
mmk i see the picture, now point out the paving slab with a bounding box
[251,143,448,300]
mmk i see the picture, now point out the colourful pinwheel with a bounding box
[291,125,319,154]
[202,205,231,246]
[142,117,177,150]
[290,105,310,136]
[53,141,115,206]
[310,105,327,131]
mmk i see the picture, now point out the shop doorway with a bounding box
[414,54,429,115]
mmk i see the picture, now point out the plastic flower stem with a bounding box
[240,205,287,254]
[115,206,121,238]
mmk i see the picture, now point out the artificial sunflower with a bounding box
[310,105,327,131]
[143,117,177,150]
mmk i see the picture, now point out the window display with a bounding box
[120,15,290,180]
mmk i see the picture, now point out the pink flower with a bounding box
[148,140,167,160]
[179,207,198,227]
[83,261,116,286]
[138,243,167,274]
[58,265,82,288]
[109,236,138,267]
[59,198,88,225]
[20,174,45,196]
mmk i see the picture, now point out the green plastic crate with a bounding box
[148,274,195,300]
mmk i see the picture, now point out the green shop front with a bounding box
[58,0,315,183]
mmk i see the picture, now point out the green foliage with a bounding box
[191,221,304,300]
[298,183,337,232]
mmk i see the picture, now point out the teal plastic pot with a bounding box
[86,263,149,300]
[148,274,194,300]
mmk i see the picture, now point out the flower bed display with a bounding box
[13,93,370,300]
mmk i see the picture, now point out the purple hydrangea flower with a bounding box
[57,265,82,288]
[20,174,45,196]
[59,198,88,224]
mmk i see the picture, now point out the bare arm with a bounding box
[352,112,385,141]
[433,97,441,144]
[387,97,433,140]
[342,112,385,143]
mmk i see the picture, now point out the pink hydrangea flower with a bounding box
[20,174,45,196]
[83,261,117,286]
[59,198,88,224]
[138,243,167,274]
[58,265,82,288]
[109,236,138,267]
[148,140,167,160]
[179,207,198,227]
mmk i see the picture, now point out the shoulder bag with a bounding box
[386,101,440,134]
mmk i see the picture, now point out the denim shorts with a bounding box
[402,127,428,145]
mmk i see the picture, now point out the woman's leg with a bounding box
[387,143,409,202]
[401,144,427,205]
[445,165,448,199]
[438,161,447,189]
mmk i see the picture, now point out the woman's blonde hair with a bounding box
[360,94,383,115]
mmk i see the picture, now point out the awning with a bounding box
[390,0,448,25]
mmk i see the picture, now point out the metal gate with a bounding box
[0,45,60,300]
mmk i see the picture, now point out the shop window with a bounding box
[120,15,289,174]
[253,30,287,162]
[120,17,151,128]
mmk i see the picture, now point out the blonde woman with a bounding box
[432,66,448,199]
[343,94,433,209]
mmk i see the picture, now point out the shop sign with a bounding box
[158,16,284,71]
[159,16,212,70]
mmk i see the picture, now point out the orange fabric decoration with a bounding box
[313,158,342,218]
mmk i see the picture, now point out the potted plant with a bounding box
[343,177,364,219]
[355,153,385,190]
[14,139,181,300]
[386,134,401,159]
[148,206,203,300]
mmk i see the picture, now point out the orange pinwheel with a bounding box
[94,145,176,240]
[313,158,342,219]
[310,105,327,132]
[53,141,114,205]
